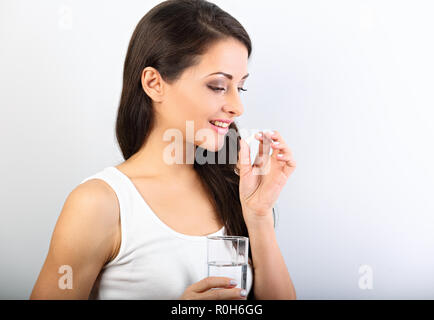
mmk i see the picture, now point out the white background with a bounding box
[1,0,433,299]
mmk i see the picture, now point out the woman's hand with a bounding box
[236,130,296,226]
[179,276,247,300]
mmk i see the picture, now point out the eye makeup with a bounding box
[206,79,247,93]
[207,85,247,93]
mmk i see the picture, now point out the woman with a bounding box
[30,0,297,300]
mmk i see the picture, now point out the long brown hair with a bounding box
[115,0,258,299]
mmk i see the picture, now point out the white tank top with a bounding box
[79,166,253,299]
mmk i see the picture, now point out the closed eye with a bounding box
[208,85,248,93]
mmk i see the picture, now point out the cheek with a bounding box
[165,85,221,144]
[163,90,195,126]
[179,94,217,127]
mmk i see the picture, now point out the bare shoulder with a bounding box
[62,178,120,236]
[30,178,120,299]
[67,178,121,260]
[71,178,120,218]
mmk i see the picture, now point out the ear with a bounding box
[141,66,165,103]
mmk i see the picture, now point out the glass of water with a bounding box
[206,235,249,290]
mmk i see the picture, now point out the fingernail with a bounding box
[272,141,280,145]
[230,279,237,286]
[257,132,263,136]
[277,154,283,157]
[240,289,247,297]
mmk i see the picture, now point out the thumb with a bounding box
[237,138,251,176]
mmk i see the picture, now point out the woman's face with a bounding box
[158,38,249,153]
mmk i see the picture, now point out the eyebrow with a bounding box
[205,72,249,80]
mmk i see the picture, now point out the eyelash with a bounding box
[208,85,248,93]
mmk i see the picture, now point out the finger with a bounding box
[271,143,292,160]
[278,156,297,178]
[265,131,297,177]
[254,131,275,143]
[274,146,294,164]
[275,150,297,177]
[253,131,272,167]
[268,131,293,160]
[254,131,263,141]
[203,287,247,300]
[276,154,296,177]
[192,277,237,293]
[236,138,253,177]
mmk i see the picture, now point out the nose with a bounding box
[222,88,244,117]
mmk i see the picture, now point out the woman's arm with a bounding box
[236,131,297,299]
[30,180,120,299]
[246,210,296,300]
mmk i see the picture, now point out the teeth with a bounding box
[210,120,229,128]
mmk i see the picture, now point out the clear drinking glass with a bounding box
[206,235,249,290]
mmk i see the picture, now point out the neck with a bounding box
[123,125,197,183]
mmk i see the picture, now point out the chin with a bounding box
[194,134,226,155]
[199,139,224,153]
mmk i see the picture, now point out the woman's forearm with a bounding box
[246,211,296,300]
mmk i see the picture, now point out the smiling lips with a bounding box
[209,119,232,134]
[209,120,230,128]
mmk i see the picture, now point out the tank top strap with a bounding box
[79,166,131,208]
